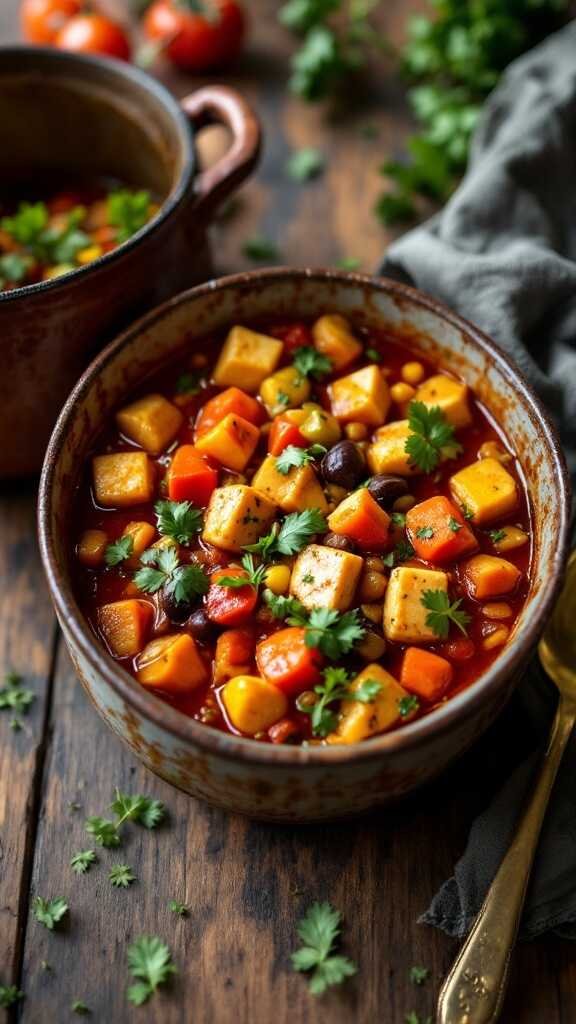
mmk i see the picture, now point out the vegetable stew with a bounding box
[73,315,531,745]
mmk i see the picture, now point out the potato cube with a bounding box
[312,314,363,372]
[98,599,153,658]
[77,529,108,568]
[122,520,156,568]
[202,485,277,553]
[383,566,448,643]
[329,663,410,743]
[116,393,183,455]
[491,525,529,553]
[449,458,518,525]
[251,455,328,514]
[259,366,311,416]
[367,420,421,477]
[195,412,260,472]
[329,365,390,426]
[92,452,155,508]
[213,326,283,393]
[136,634,207,694]
[221,675,288,735]
[414,374,472,428]
[462,554,521,599]
[290,544,363,611]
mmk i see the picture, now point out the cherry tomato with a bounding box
[143,0,245,72]
[55,14,131,61]
[21,0,81,44]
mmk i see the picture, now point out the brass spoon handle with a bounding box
[438,699,576,1024]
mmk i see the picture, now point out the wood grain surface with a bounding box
[1,2,575,1022]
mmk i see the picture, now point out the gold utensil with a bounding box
[438,549,576,1024]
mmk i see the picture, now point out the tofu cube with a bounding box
[251,455,328,514]
[202,485,277,552]
[136,634,207,694]
[449,458,518,525]
[329,663,410,743]
[367,420,421,477]
[290,544,363,611]
[462,554,521,599]
[98,599,153,657]
[213,326,283,393]
[116,393,183,455]
[312,314,363,372]
[383,566,448,643]
[329,365,390,426]
[195,412,260,472]
[92,452,155,508]
[415,374,472,428]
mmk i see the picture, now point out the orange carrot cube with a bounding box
[136,634,207,694]
[167,445,218,505]
[406,496,477,564]
[327,487,391,551]
[400,647,453,703]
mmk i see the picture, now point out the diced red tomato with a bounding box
[167,445,218,505]
[256,627,324,696]
[268,413,307,456]
[206,568,258,626]
[269,322,312,355]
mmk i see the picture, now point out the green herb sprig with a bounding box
[297,666,381,737]
[421,589,471,639]
[127,936,176,1006]
[291,901,357,995]
[275,443,327,475]
[405,401,462,473]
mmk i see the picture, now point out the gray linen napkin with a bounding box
[380,22,576,940]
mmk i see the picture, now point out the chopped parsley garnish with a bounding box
[286,147,325,181]
[242,237,279,262]
[2,202,90,265]
[263,593,365,659]
[264,591,307,621]
[276,390,291,407]
[70,850,97,875]
[155,499,203,545]
[0,251,32,288]
[169,900,189,917]
[134,547,208,604]
[246,509,327,559]
[292,345,332,380]
[105,535,134,567]
[391,511,406,528]
[421,589,471,639]
[365,346,381,362]
[275,443,327,475]
[405,401,462,473]
[398,695,420,718]
[108,190,152,243]
[0,985,23,1008]
[302,572,315,584]
[461,504,474,521]
[409,965,430,985]
[383,540,415,567]
[33,897,69,931]
[72,1000,90,1015]
[489,528,506,544]
[127,936,176,1006]
[216,553,268,590]
[175,372,201,395]
[448,517,463,533]
[0,671,35,717]
[416,526,434,540]
[109,864,137,888]
[291,901,357,996]
[86,789,165,847]
[297,666,381,737]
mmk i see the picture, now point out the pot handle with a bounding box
[181,85,261,216]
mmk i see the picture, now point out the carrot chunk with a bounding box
[327,487,391,551]
[256,627,324,696]
[268,413,307,456]
[194,386,264,438]
[206,568,259,626]
[167,445,218,505]
[213,628,255,683]
[406,495,477,564]
[400,647,453,702]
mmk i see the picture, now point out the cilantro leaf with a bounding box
[175,372,201,395]
[263,590,308,623]
[305,607,365,659]
[33,896,69,930]
[0,985,23,1008]
[85,816,121,848]
[111,788,165,829]
[421,589,471,639]
[286,147,325,181]
[292,346,332,380]
[279,0,340,33]
[108,190,152,243]
[242,237,279,262]
[409,965,430,985]
[416,526,434,540]
[127,936,176,1006]
[391,512,406,527]
[72,1000,90,1015]
[169,900,189,916]
[383,540,415,567]
[136,796,165,830]
[0,671,35,715]
[105,535,134,567]
[398,695,420,718]
[405,401,462,473]
[216,553,268,590]
[248,509,327,560]
[109,864,137,888]
[291,902,357,995]
[489,528,506,544]
[298,666,381,736]
[155,499,203,545]
[70,850,97,875]
[275,443,327,475]
[449,516,463,533]
[135,548,208,604]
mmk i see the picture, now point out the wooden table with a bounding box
[1,3,574,1021]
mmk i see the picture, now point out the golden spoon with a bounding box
[438,549,576,1024]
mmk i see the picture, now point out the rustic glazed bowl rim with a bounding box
[39,268,572,766]
[0,45,194,305]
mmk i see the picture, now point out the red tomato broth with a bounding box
[72,318,532,744]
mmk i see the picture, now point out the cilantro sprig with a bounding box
[108,190,152,244]
[291,901,357,995]
[421,589,471,639]
[86,789,165,848]
[0,671,35,720]
[0,985,23,1008]
[109,864,137,888]
[134,547,208,605]
[105,535,134,567]
[70,850,97,875]
[216,553,268,591]
[246,509,327,559]
[155,499,203,545]
[33,897,69,931]
[263,592,365,659]
[405,401,462,473]
[275,443,327,475]
[297,666,381,737]
[127,936,176,1006]
[292,345,332,380]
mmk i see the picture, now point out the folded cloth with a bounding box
[380,22,576,940]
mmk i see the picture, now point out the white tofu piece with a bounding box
[202,485,277,553]
[367,420,421,477]
[414,374,472,428]
[449,458,518,525]
[383,566,448,643]
[290,544,364,611]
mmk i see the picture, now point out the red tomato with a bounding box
[206,568,258,627]
[21,0,81,44]
[143,0,245,72]
[270,323,313,355]
[55,14,131,61]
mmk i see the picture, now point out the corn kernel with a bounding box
[390,382,416,404]
[478,440,512,464]
[393,494,416,513]
[359,570,388,601]
[482,602,513,619]
[265,564,292,595]
[77,244,103,265]
[361,602,384,623]
[401,361,425,385]
[345,422,368,441]
[482,625,509,650]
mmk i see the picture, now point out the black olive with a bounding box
[161,585,193,625]
[367,474,409,510]
[321,441,365,490]
[324,531,357,553]
[187,608,215,642]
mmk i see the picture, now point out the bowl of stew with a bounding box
[0,46,260,478]
[38,269,571,822]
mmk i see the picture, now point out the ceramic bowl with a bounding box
[0,46,260,477]
[38,269,571,822]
